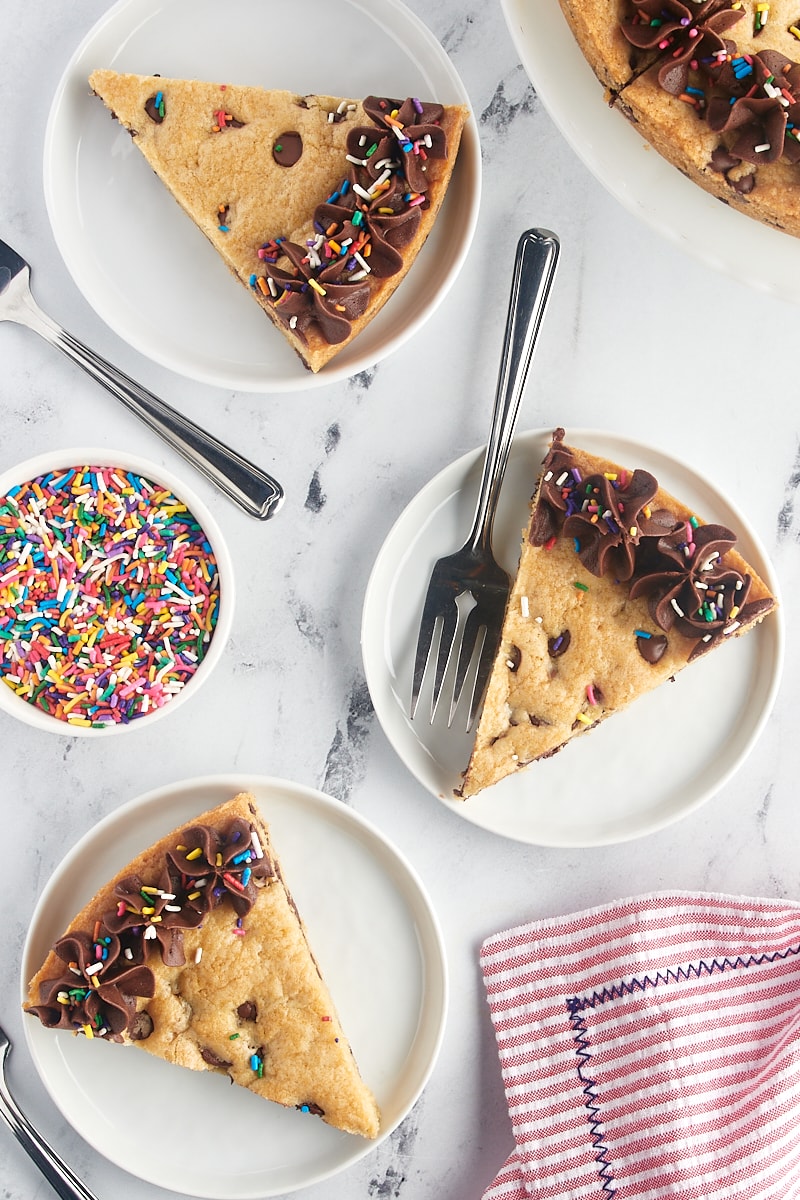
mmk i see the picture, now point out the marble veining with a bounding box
[1,0,799,1198]
[777,445,800,542]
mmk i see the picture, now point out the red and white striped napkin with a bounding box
[480,892,800,1200]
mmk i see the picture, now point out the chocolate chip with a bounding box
[200,1047,232,1068]
[273,131,303,166]
[529,714,550,726]
[237,1001,257,1021]
[709,146,741,173]
[733,173,756,195]
[296,1101,325,1116]
[506,644,522,672]
[547,630,571,658]
[130,1010,153,1040]
[144,95,165,123]
[636,632,668,663]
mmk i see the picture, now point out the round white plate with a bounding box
[43,0,481,392]
[21,775,447,1197]
[361,429,784,847]
[501,0,800,304]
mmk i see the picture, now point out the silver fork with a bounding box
[0,1021,99,1199]
[410,228,560,729]
[0,236,284,521]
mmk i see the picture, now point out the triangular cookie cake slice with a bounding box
[88,70,469,372]
[25,792,380,1138]
[459,428,777,799]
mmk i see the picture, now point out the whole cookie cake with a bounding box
[557,0,800,236]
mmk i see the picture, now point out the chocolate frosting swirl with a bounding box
[528,431,770,660]
[26,818,274,1040]
[621,0,742,56]
[706,52,800,165]
[622,0,742,97]
[563,469,667,580]
[265,241,370,344]
[528,430,675,578]
[628,522,751,650]
[104,862,205,967]
[257,94,450,345]
[358,96,447,195]
[619,0,800,177]
[315,176,420,279]
[26,929,155,1041]
[168,816,274,917]
[529,430,583,545]
[707,93,788,165]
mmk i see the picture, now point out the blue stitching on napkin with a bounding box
[565,944,800,1197]
[567,1002,617,1196]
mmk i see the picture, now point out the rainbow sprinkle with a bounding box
[0,466,220,726]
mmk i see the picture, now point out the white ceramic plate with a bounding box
[21,775,447,1197]
[361,429,784,847]
[501,0,800,304]
[43,0,481,392]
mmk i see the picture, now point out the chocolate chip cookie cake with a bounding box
[89,70,468,371]
[557,0,800,236]
[459,429,777,798]
[25,792,380,1138]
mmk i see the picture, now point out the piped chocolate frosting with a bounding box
[256,94,451,347]
[531,429,765,660]
[26,818,274,1041]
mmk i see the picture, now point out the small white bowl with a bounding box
[0,448,233,736]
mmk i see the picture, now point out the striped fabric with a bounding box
[480,892,800,1200]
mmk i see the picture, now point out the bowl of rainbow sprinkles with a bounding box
[0,448,233,735]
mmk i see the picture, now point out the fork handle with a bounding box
[0,1079,98,1200]
[467,228,560,554]
[11,285,284,521]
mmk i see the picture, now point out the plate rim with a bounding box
[20,772,449,1197]
[361,426,785,848]
[41,0,482,393]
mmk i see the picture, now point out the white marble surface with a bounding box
[1,2,798,1198]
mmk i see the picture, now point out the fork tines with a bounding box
[410,571,504,731]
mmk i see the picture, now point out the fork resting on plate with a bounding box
[410,228,560,730]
